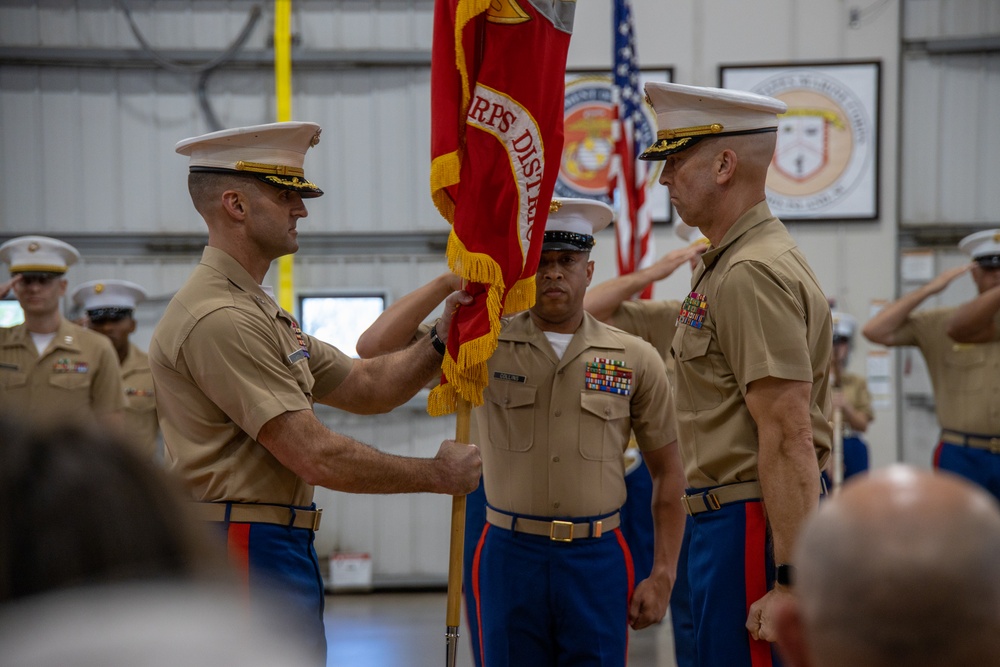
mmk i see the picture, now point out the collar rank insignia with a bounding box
[677,291,708,329]
[585,358,633,396]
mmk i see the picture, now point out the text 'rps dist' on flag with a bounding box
[428,0,577,415]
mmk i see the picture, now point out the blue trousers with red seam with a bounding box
[471,519,635,667]
[670,496,783,667]
[217,509,326,666]
[934,438,1000,501]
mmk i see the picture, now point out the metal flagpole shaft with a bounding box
[446,397,472,667]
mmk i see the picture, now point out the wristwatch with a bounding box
[775,563,796,587]
[429,323,446,356]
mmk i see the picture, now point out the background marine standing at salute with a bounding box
[149,121,481,664]
[72,279,160,459]
[864,229,1000,501]
[0,235,125,431]
[639,81,833,667]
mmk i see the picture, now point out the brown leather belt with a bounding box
[941,429,1000,454]
[485,506,620,542]
[682,481,763,516]
[193,502,322,531]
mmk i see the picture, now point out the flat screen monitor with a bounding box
[0,299,24,328]
[298,293,386,358]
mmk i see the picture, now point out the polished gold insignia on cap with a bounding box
[310,129,321,147]
[994,232,1000,243]
[28,242,39,253]
[263,175,321,190]
[638,136,694,160]
[550,200,563,213]
[95,283,105,293]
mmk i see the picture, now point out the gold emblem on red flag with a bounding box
[486,0,530,24]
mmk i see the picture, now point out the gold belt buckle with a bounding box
[311,509,323,531]
[550,520,575,542]
[990,437,1000,454]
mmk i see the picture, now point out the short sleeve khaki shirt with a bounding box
[838,371,874,431]
[150,247,355,506]
[671,202,832,489]
[121,343,159,459]
[477,311,676,518]
[892,306,1000,433]
[0,317,125,427]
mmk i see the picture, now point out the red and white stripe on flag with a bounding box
[609,0,654,299]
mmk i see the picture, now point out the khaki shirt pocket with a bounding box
[484,383,537,452]
[945,344,986,392]
[0,368,27,390]
[48,371,91,391]
[674,328,722,411]
[579,391,631,461]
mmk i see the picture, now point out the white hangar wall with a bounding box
[2,0,999,582]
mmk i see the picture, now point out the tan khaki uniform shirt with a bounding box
[609,299,682,379]
[892,306,1000,433]
[149,247,355,506]
[0,317,125,426]
[837,372,873,435]
[671,202,832,489]
[121,343,159,459]
[477,311,676,518]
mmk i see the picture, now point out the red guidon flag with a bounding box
[428,0,576,415]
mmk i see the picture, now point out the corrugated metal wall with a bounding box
[901,0,1000,226]
[0,0,441,235]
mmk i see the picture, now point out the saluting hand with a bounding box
[926,263,973,296]
[0,274,21,299]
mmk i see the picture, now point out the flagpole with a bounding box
[446,396,471,667]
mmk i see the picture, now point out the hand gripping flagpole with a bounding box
[446,397,471,667]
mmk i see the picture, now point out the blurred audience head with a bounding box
[775,465,1000,667]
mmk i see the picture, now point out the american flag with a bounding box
[609,0,654,298]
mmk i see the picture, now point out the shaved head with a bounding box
[790,466,1000,667]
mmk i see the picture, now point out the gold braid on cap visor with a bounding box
[262,175,321,191]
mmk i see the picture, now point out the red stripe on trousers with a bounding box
[933,441,944,469]
[613,527,635,665]
[227,523,251,603]
[472,523,489,667]
[744,502,772,667]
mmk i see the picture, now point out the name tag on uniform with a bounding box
[288,348,309,364]
[493,371,526,383]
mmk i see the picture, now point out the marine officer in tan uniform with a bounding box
[828,311,874,481]
[149,121,481,663]
[865,229,1000,501]
[0,236,125,430]
[72,279,159,458]
[471,198,686,667]
[638,82,833,667]
[582,217,708,667]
